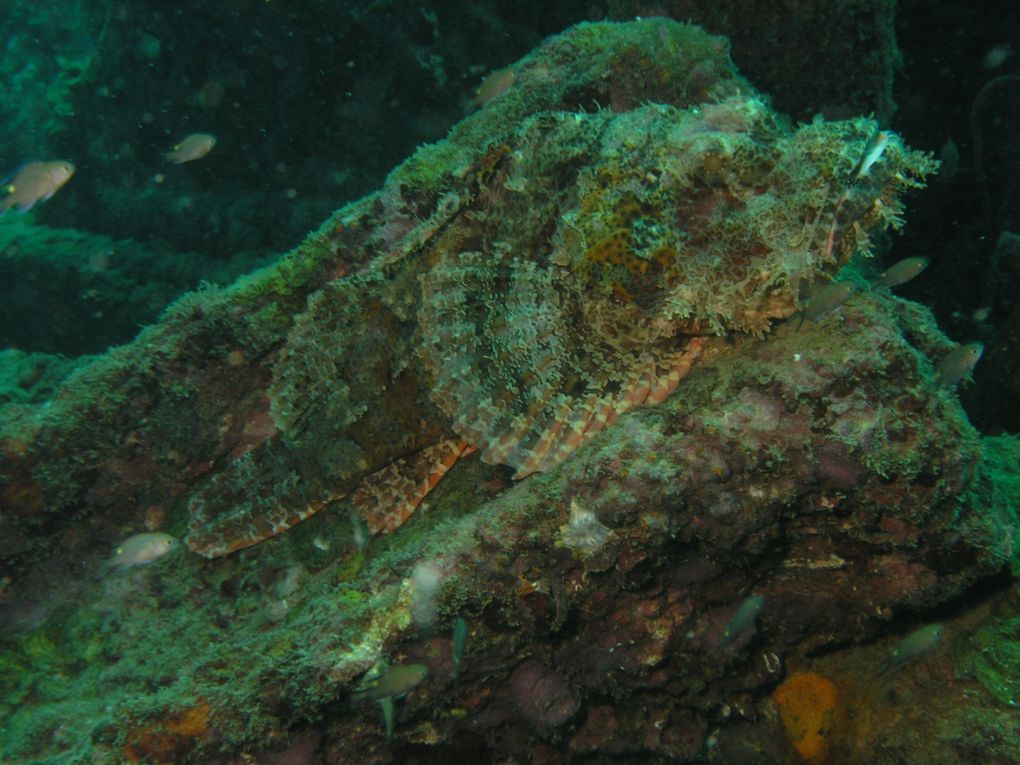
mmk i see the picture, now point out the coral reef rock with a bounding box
[0,19,1016,765]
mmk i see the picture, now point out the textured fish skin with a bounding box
[0,21,937,563]
[185,101,931,557]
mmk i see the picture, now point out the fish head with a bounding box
[159,533,180,551]
[49,161,75,184]
[962,342,985,365]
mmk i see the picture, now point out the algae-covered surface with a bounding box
[1,16,1018,765]
[2,289,1017,764]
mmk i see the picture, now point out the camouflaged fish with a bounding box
[184,87,935,557]
[0,22,936,562]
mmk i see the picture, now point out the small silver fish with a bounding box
[935,342,984,389]
[983,43,1012,70]
[1,161,75,214]
[103,532,179,574]
[876,624,943,675]
[468,67,516,110]
[352,663,429,702]
[165,133,216,164]
[871,257,929,290]
[852,129,891,180]
[717,593,764,648]
[796,281,857,326]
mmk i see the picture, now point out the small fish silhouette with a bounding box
[0,161,75,214]
[935,342,983,389]
[165,133,216,164]
[98,532,179,577]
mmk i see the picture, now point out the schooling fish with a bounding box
[876,624,943,675]
[935,342,984,389]
[871,256,929,290]
[0,161,75,214]
[165,133,216,164]
[102,532,179,574]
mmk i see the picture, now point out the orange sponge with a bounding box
[772,672,841,764]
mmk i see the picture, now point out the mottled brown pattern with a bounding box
[0,22,933,563]
[186,97,933,557]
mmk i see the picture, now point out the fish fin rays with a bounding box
[418,249,706,479]
[186,437,473,558]
[354,438,473,535]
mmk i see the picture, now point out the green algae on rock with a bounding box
[2,19,1011,765]
[955,584,1020,709]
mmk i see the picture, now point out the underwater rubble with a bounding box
[0,18,1018,765]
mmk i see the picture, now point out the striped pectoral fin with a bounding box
[185,441,353,559]
[510,398,574,478]
[187,495,339,558]
[516,341,706,478]
[647,338,704,404]
[353,438,474,534]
